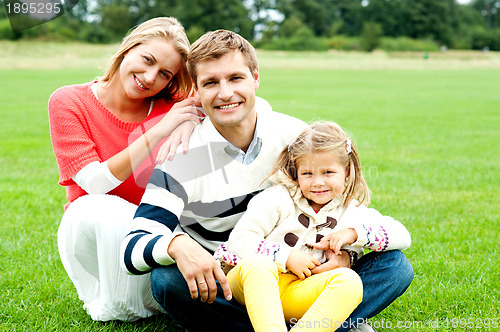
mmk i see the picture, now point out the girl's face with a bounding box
[296,151,347,211]
[118,38,182,100]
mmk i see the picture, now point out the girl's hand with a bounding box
[313,228,358,255]
[286,250,320,279]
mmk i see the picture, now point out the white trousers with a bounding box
[58,194,164,321]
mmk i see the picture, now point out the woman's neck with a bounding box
[96,79,150,123]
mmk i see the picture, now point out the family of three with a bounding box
[49,17,413,332]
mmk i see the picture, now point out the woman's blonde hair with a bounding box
[187,29,258,87]
[270,121,371,207]
[100,17,192,101]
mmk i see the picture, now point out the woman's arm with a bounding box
[107,98,202,181]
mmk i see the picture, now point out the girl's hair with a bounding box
[187,29,258,88]
[270,121,371,207]
[100,17,192,102]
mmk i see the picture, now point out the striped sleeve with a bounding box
[121,168,187,275]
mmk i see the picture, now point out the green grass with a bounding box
[1,42,499,331]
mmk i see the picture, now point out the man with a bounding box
[121,30,413,332]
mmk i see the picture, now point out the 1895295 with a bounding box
[5,1,61,15]
[443,317,499,329]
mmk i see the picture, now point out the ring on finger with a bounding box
[198,280,206,285]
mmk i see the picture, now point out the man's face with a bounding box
[194,50,260,132]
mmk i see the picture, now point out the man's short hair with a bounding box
[187,30,258,87]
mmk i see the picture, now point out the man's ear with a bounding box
[253,67,260,90]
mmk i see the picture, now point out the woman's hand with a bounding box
[107,97,203,182]
[150,97,203,141]
[286,250,321,279]
[156,120,196,164]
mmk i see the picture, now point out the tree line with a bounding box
[1,0,499,51]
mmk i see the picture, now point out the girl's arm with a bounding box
[340,201,412,252]
[225,186,293,272]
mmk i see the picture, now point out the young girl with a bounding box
[215,121,411,332]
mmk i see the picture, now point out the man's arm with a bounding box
[120,167,231,303]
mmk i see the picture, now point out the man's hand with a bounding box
[168,235,232,303]
[310,249,351,274]
[286,250,320,279]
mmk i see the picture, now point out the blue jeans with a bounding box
[151,250,413,332]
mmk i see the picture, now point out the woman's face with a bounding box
[118,38,182,100]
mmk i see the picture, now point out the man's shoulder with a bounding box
[260,109,307,141]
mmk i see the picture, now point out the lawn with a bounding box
[1,41,499,331]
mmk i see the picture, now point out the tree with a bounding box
[404,0,454,45]
[472,0,500,30]
[361,0,409,37]
[136,0,254,40]
[361,21,383,51]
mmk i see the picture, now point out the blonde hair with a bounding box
[101,17,192,102]
[270,121,371,207]
[187,29,258,87]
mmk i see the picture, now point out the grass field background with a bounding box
[1,41,499,331]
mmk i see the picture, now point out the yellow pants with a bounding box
[227,256,363,332]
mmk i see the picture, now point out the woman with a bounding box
[48,17,201,321]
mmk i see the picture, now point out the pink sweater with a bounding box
[48,82,174,209]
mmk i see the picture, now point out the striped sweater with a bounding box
[121,105,307,275]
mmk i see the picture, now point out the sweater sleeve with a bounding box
[340,201,411,252]
[48,86,101,185]
[226,186,293,272]
[120,165,187,275]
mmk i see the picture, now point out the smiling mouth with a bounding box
[134,76,148,90]
[311,190,329,195]
[216,102,240,112]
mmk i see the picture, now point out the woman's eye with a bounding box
[144,56,152,63]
